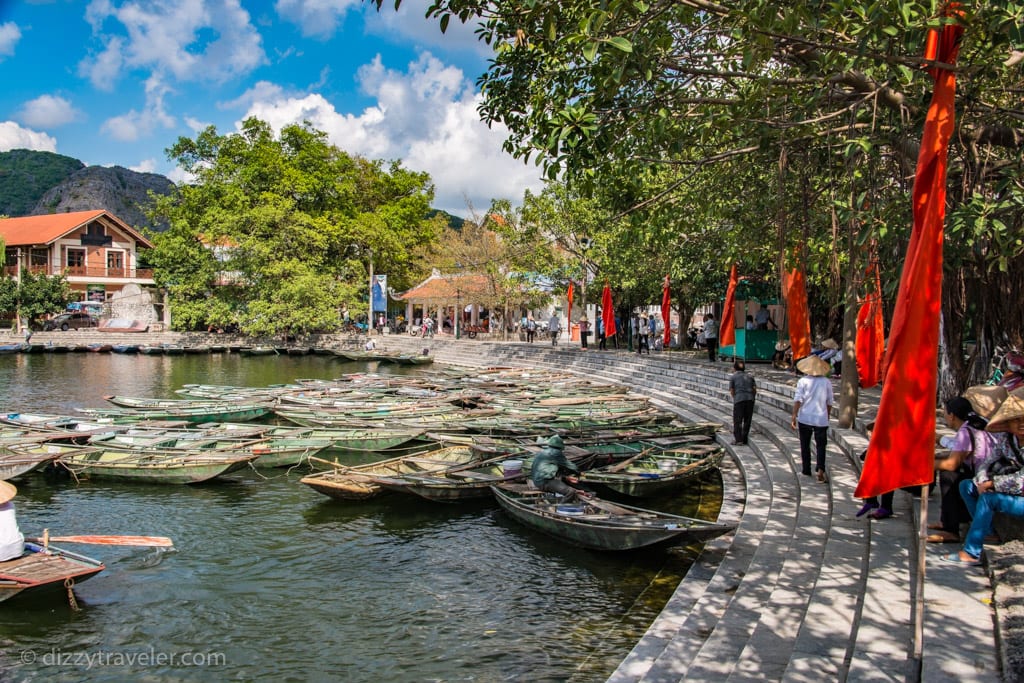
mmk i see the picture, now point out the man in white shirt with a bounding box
[0,481,25,562]
[791,355,834,482]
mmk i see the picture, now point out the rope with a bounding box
[64,578,80,611]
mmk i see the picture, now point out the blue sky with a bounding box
[0,0,544,217]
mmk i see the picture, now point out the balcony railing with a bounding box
[2,265,154,280]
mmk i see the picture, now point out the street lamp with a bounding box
[455,288,461,340]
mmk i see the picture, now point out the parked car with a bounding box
[43,312,99,331]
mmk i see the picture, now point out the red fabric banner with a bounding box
[784,263,811,360]
[719,264,738,348]
[661,275,671,346]
[856,263,885,389]
[855,16,964,499]
[567,281,574,324]
[601,285,616,338]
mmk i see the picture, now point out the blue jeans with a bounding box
[959,479,1024,559]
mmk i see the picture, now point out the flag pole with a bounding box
[909,484,928,682]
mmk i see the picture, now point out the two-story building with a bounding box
[0,210,155,307]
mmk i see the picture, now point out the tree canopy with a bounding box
[375,0,1024,392]
[148,118,444,336]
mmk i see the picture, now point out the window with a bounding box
[66,248,84,270]
[107,250,124,275]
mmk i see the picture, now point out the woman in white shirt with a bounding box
[0,481,25,562]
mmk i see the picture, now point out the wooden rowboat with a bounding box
[581,444,724,498]
[0,542,104,604]
[299,446,480,501]
[491,483,735,551]
[9,442,257,484]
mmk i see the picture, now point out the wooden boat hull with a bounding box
[0,542,104,604]
[299,446,479,501]
[581,445,724,498]
[491,484,735,551]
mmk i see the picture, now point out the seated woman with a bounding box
[928,397,995,542]
[0,481,25,562]
[947,394,1024,565]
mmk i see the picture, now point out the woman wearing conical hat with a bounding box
[0,481,25,562]
[948,390,1024,565]
[791,355,834,483]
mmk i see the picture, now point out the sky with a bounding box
[0,0,545,218]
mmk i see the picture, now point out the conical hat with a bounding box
[796,355,831,377]
[0,480,16,505]
[985,392,1024,433]
[963,384,1008,420]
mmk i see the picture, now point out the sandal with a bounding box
[856,501,879,518]
[927,522,944,530]
[941,552,982,566]
[867,507,892,520]
[926,532,960,544]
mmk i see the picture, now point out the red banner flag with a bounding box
[719,264,738,349]
[601,285,616,338]
[855,15,964,499]
[784,261,811,360]
[567,281,574,324]
[856,263,885,389]
[661,275,671,347]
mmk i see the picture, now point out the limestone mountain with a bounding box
[0,149,175,230]
[32,164,175,231]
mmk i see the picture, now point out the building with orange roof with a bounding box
[395,270,499,336]
[0,210,156,306]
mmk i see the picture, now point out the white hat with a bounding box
[796,355,831,377]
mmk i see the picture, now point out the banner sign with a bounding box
[371,274,387,313]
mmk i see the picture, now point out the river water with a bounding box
[0,352,722,682]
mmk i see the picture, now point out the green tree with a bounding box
[376,0,1024,399]
[0,270,73,329]
[149,118,442,336]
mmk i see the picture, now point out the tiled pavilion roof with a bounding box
[396,272,494,302]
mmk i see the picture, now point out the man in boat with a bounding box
[0,481,24,561]
[531,435,591,502]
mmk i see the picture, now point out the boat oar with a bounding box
[29,534,174,548]
[596,446,657,474]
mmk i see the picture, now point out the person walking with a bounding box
[596,314,606,350]
[578,316,590,350]
[637,314,650,355]
[548,313,560,346]
[729,360,756,445]
[525,314,536,343]
[791,355,834,482]
[703,313,719,362]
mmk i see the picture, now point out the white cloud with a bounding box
[129,158,157,172]
[363,0,491,56]
[101,74,176,141]
[80,0,266,88]
[16,95,82,129]
[166,165,195,185]
[274,0,361,39]
[184,116,210,132]
[0,22,21,59]
[0,122,58,153]
[236,52,542,216]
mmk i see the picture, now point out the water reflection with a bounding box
[0,353,717,681]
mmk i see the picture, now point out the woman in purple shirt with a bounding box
[928,397,994,543]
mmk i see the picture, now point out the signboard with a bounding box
[371,274,387,314]
[87,284,106,302]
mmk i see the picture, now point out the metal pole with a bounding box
[455,290,461,339]
[908,484,928,682]
[15,248,22,334]
[368,247,374,317]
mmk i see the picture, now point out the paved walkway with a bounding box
[378,335,1005,682]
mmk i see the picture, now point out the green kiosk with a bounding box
[717,281,784,362]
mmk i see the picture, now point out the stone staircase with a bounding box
[378,336,1001,683]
